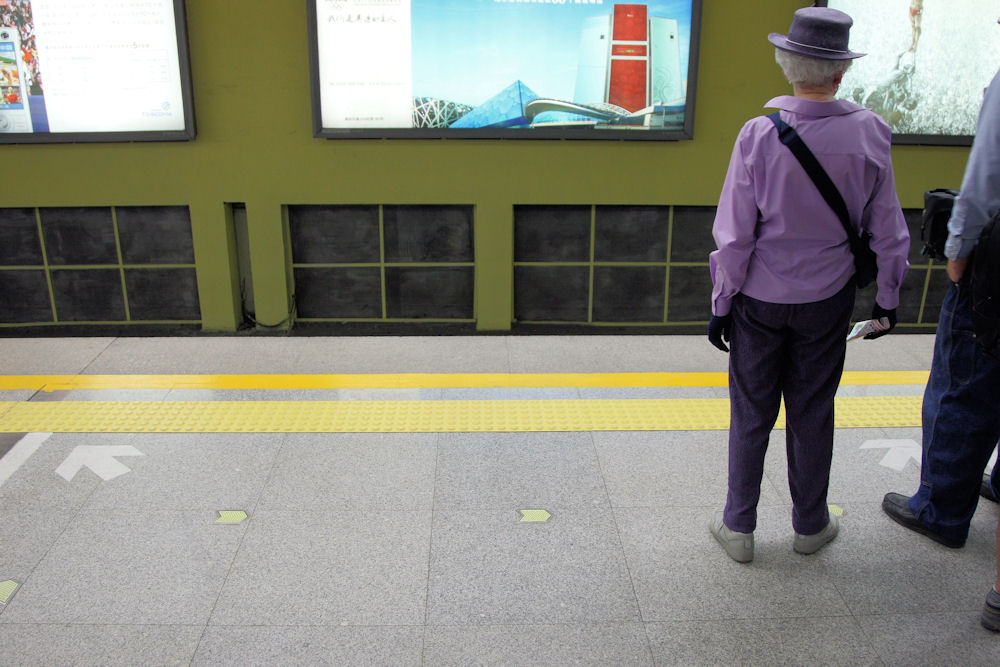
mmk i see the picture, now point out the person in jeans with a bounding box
[877,66,1000,630]
[707,7,911,563]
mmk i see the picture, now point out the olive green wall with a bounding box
[0,0,971,332]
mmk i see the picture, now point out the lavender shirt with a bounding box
[710,95,910,317]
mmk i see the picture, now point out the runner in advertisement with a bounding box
[827,0,999,139]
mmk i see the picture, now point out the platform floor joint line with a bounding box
[0,396,922,433]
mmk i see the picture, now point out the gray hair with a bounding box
[774,49,851,88]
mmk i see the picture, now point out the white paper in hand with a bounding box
[847,317,891,342]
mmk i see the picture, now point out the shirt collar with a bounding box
[764,95,864,117]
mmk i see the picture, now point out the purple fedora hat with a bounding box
[768,7,865,60]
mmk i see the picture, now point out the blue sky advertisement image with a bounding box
[313,0,702,139]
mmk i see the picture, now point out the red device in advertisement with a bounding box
[609,4,648,112]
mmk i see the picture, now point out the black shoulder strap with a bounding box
[766,111,860,246]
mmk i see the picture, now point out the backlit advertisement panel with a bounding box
[308,0,703,140]
[0,0,195,143]
[819,0,999,145]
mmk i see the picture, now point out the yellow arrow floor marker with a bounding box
[0,580,19,605]
[215,510,248,524]
[519,509,552,523]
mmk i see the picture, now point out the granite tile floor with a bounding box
[0,334,998,666]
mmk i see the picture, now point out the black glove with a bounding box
[708,314,732,352]
[865,303,897,340]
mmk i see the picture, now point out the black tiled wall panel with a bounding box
[0,206,199,326]
[383,205,473,262]
[0,270,52,323]
[289,205,380,264]
[594,206,668,262]
[0,208,43,265]
[386,267,474,319]
[895,270,929,324]
[514,205,591,262]
[670,206,717,263]
[40,208,118,266]
[667,265,713,322]
[851,287,877,325]
[51,269,126,322]
[514,204,937,329]
[922,270,950,323]
[117,207,196,264]
[514,266,590,322]
[0,201,944,331]
[593,266,665,322]
[293,267,382,319]
[292,205,475,321]
[125,268,201,320]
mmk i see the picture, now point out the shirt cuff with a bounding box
[875,293,899,311]
[945,235,977,261]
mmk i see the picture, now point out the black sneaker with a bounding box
[982,588,1000,632]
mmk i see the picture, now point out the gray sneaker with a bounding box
[709,510,754,563]
[793,515,839,555]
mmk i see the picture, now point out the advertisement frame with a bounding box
[813,0,976,147]
[307,0,703,141]
[0,0,196,145]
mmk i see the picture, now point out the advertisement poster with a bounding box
[313,0,700,138]
[0,0,192,141]
[825,0,1000,142]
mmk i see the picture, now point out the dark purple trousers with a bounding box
[723,282,855,535]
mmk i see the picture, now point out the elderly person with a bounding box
[707,7,911,563]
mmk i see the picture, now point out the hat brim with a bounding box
[768,33,865,60]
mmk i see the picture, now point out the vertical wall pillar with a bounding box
[189,198,241,332]
[475,199,513,331]
[245,198,294,330]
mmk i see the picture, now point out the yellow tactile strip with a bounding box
[0,396,921,433]
[0,371,929,392]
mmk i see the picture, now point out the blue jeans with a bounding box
[909,280,1000,544]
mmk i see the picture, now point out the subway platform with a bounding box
[0,333,998,665]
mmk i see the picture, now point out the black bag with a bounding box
[921,188,959,260]
[767,112,877,289]
[851,230,879,289]
[970,211,1000,364]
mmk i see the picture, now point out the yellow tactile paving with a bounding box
[0,370,929,392]
[0,396,921,433]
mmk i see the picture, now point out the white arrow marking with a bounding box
[860,439,922,471]
[0,432,52,488]
[56,445,145,482]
